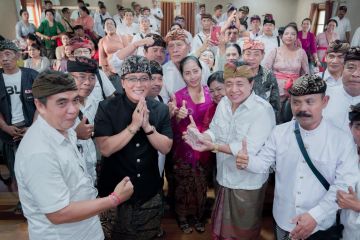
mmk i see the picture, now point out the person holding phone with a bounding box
[191,13,214,54]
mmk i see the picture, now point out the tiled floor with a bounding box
[0,165,275,240]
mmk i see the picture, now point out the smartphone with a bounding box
[210,26,221,45]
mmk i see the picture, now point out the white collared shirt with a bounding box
[150,7,163,31]
[332,16,351,41]
[323,85,360,133]
[259,34,280,65]
[341,162,360,240]
[191,31,208,54]
[247,119,359,233]
[116,22,139,37]
[15,116,103,240]
[316,69,342,88]
[89,69,116,104]
[205,93,276,189]
[351,27,360,47]
[93,12,112,37]
[160,59,210,103]
[131,30,157,56]
[73,97,98,184]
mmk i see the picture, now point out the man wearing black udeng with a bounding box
[94,55,173,240]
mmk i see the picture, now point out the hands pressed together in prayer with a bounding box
[75,116,94,140]
[337,186,360,212]
[130,97,152,133]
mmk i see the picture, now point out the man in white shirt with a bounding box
[191,13,213,54]
[237,74,359,240]
[113,5,125,26]
[332,6,351,43]
[249,15,262,40]
[150,0,163,32]
[70,0,85,20]
[351,26,360,47]
[213,5,225,25]
[195,4,206,34]
[70,39,116,104]
[116,9,139,42]
[317,40,349,88]
[132,16,156,56]
[15,70,134,240]
[323,47,360,133]
[67,57,98,184]
[183,62,276,239]
[93,4,112,38]
[142,6,158,33]
[259,16,279,65]
[161,29,210,103]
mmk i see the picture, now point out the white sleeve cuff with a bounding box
[308,206,326,224]
[204,129,216,143]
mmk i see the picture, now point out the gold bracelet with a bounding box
[127,126,137,135]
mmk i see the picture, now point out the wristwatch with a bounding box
[145,126,155,135]
[212,143,219,153]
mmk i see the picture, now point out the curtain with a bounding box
[34,0,42,27]
[180,2,195,36]
[325,0,334,25]
[161,2,175,37]
[20,0,26,9]
[309,3,319,33]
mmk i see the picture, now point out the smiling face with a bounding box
[199,50,215,69]
[124,12,134,24]
[182,59,202,88]
[35,91,80,134]
[282,26,297,46]
[326,21,337,32]
[225,46,240,63]
[209,80,225,104]
[70,72,96,98]
[242,49,264,69]
[61,34,70,46]
[224,76,253,108]
[149,73,163,97]
[104,19,116,34]
[290,94,328,130]
[301,19,311,32]
[343,60,360,96]
[121,72,151,103]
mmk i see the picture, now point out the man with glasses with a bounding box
[324,47,360,133]
[94,55,173,239]
[67,57,98,184]
[317,40,349,88]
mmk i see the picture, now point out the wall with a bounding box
[0,0,19,40]
[60,0,123,15]
[198,0,298,28]
[295,0,360,36]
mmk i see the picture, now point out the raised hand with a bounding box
[236,138,249,169]
[188,115,197,129]
[168,94,178,118]
[176,100,188,121]
[113,176,134,204]
[75,117,94,140]
[337,186,360,211]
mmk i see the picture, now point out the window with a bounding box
[316,10,326,35]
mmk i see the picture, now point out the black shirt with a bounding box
[94,93,173,203]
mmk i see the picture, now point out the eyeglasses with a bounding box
[124,76,150,83]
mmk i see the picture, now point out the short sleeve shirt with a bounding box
[94,93,173,203]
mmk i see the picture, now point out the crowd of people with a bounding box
[1,0,360,239]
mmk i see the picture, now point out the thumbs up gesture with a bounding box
[236,138,249,169]
[75,116,94,140]
[168,94,178,118]
[176,100,188,122]
[336,186,360,211]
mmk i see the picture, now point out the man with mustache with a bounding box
[236,74,358,240]
[323,47,360,133]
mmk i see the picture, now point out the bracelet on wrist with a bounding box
[212,143,219,153]
[109,192,121,206]
[145,126,155,135]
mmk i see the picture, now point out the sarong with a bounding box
[212,182,268,240]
